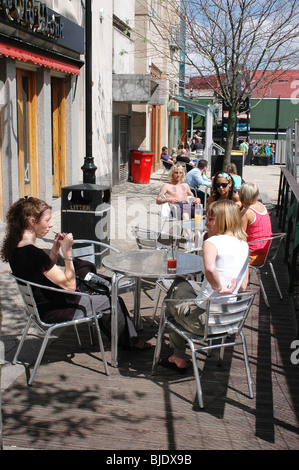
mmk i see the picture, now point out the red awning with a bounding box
[0,42,80,75]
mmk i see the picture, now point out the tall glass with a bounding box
[194,204,203,231]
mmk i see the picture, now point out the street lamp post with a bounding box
[81,0,97,183]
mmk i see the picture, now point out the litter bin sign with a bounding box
[131,150,155,184]
[61,184,111,267]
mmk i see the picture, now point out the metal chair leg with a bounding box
[269,262,283,299]
[240,331,254,399]
[255,268,270,308]
[151,314,166,375]
[28,329,53,386]
[12,316,33,365]
[190,345,204,408]
[151,288,162,325]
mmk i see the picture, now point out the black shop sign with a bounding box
[0,0,84,54]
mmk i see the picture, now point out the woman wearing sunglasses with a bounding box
[159,199,249,373]
[207,171,241,210]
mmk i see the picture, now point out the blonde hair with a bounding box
[208,199,246,241]
[239,182,259,205]
[168,163,186,183]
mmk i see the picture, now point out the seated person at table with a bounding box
[160,146,175,164]
[239,183,272,266]
[225,163,244,191]
[176,150,194,165]
[156,164,201,220]
[178,142,187,156]
[0,197,151,350]
[171,148,177,159]
[159,199,249,372]
[207,171,240,210]
[184,159,211,203]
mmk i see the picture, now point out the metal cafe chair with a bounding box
[160,160,174,180]
[152,290,258,408]
[131,226,161,250]
[72,239,135,295]
[11,274,109,385]
[248,233,286,308]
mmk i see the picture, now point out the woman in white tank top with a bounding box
[160,199,249,372]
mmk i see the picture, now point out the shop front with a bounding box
[0,0,84,220]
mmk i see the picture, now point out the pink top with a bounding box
[246,206,272,255]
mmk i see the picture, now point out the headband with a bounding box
[218,172,231,180]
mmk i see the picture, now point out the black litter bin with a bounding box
[211,154,243,178]
[61,184,111,267]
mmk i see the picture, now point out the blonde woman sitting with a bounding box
[159,199,249,372]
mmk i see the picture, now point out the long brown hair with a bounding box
[0,197,51,263]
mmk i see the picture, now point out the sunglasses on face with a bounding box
[216,182,229,189]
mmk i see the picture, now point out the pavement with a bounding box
[0,164,282,389]
[0,163,283,450]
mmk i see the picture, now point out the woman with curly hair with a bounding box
[206,171,241,210]
[1,197,150,349]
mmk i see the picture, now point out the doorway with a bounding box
[51,77,66,197]
[16,69,39,198]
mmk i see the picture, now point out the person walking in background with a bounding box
[239,139,249,160]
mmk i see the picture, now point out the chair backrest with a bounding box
[162,160,173,171]
[72,239,119,264]
[204,291,257,338]
[248,233,286,266]
[131,226,160,250]
[73,243,96,263]
[11,275,44,326]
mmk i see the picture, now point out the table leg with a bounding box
[134,277,143,330]
[110,272,119,367]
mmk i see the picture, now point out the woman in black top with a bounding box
[1,197,150,349]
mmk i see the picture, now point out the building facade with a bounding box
[0,0,85,222]
[0,0,183,222]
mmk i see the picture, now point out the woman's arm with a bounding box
[240,207,253,231]
[49,232,65,264]
[239,267,249,292]
[44,233,76,291]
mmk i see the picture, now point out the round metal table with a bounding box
[102,249,203,367]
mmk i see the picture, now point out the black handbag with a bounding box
[76,273,111,295]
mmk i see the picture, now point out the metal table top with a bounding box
[102,249,203,278]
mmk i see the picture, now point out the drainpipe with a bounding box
[81,0,97,183]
